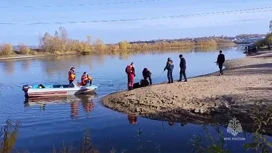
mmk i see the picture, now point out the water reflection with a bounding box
[0,48,232,77]
[82,100,94,115]
[24,94,96,119]
[70,101,79,119]
[2,61,15,74]
[119,51,130,60]
[168,121,174,126]
[21,60,31,71]
[128,114,137,125]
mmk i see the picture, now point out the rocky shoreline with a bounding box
[101,51,272,134]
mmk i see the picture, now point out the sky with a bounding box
[0,0,271,45]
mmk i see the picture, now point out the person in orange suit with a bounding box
[68,67,76,85]
[125,62,135,90]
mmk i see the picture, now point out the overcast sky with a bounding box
[0,0,271,45]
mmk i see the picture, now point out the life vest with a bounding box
[87,75,92,80]
[81,74,88,86]
[68,70,76,81]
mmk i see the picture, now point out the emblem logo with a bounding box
[227,117,243,136]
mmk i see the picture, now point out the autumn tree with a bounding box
[93,39,106,52]
[118,41,131,51]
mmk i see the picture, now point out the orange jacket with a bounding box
[81,74,88,85]
[68,70,76,81]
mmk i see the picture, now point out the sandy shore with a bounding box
[102,51,272,134]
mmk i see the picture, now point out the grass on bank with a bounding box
[0,27,235,57]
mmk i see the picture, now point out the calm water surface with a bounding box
[0,48,269,153]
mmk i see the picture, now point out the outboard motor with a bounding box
[22,84,30,93]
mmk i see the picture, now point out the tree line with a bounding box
[0,27,235,57]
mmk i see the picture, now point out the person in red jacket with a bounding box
[125,62,135,90]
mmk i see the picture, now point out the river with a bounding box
[0,47,267,153]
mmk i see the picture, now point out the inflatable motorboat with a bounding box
[22,82,98,98]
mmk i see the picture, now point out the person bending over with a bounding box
[142,68,152,85]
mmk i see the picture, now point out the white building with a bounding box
[270,20,272,33]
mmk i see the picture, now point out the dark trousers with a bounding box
[69,80,73,84]
[167,70,173,83]
[179,69,187,81]
[218,63,223,74]
[144,76,152,85]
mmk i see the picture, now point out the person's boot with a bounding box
[178,76,182,82]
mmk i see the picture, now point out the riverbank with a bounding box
[0,51,79,61]
[0,45,234,61]
[102,51,272,134]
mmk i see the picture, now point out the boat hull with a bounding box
[24,94,96,107]
[22,83,98,98]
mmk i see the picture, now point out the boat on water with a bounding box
[22,82,98,98]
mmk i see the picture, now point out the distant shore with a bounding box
[101,51,272,134]
[0,27,237,61]
[0,44,234,61]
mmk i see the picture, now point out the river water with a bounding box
[0,48,269,153]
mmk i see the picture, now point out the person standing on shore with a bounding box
[125,62,136,90]
[216,50,225,75]
[164,58,174,83]
[178,54,187,82]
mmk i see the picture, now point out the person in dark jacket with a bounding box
[216,50,225,75]
[142,68,152,85]
[178,54,187,82]
[164,57,174,83]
